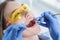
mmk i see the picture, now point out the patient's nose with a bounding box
[25,12,34,21]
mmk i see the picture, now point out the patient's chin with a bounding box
[22,23,40,37]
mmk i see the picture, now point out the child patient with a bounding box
[1,0,41,40]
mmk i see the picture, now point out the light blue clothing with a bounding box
[38,31,53,40]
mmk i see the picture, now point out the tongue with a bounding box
[27,20,36,28]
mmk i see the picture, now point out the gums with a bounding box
[27,19,36,28]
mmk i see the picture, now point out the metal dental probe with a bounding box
[52,14,60,16]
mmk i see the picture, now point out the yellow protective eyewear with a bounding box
[7,4,30,24]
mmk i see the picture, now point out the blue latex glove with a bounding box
[35,11,60,40]
[2,24,26,40]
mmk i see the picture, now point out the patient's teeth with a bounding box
[27,19,36,28]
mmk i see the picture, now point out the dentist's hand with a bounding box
[36,11,60,40]
[2,24,26,40]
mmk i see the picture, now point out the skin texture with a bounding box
[4,1,40,40]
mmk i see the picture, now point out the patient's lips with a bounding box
[27,19,36,28]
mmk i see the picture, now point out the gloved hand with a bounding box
[2,24,26,40]
[35,11,60,40]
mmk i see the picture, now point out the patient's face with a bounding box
[4,1,40,37]
[22,11,40,37]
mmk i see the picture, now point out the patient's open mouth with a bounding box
[26,19,36,28]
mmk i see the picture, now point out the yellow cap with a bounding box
[7,4,30,23]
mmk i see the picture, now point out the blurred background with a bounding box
[0,0,60,19]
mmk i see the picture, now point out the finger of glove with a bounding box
[43,11,54,21]
[37,17,48,27]
[39,17,50,28]
[44,18,51,28]
[48,11,57,19]
[4,25,14,37]
[3,24,26,40]
[35,13,45,24]
[14,24,26,37]
[6,26,22,39]
[40,12,48,26]
[4,24,26,37]
[17,24,26,32]
[7,29,17,40]
[3,29,16,40]
[34,15,47,27]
